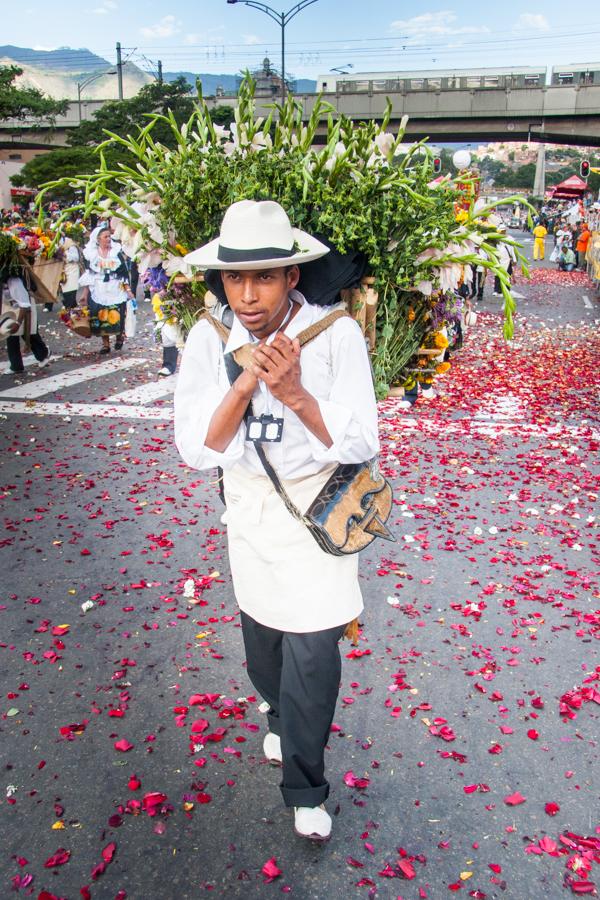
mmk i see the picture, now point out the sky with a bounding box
[5,1,600,81]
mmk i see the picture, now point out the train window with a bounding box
[467,76,482,88]
[322,82,329,90]
[410,78,424,89]
[483,76,500,87]
[371,80,386,91]
[557,72,574,84]
[524,75,539,86]
[428,78,442,90]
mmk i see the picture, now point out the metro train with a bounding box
[317,64,600,95]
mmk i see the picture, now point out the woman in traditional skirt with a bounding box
[175,200,379,842]
[79,226,134,354]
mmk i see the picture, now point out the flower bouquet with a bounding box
[2,222,65,303]
[38,74,531,396]
[59,306,91,338]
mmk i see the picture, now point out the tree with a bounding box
[0,65,69,121]
[68,77,196,148]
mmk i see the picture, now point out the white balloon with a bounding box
[453,149,472,170]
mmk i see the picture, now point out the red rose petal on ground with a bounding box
[44,848,71,867]
[261,857,282,882]
[398,859,416,879]
[527,729,539,740]
[545,802,560,816]
[128,775,141,790]
[343,770,370,789]
[114,739,133,752]
[142,792,167,812]
[102,842,116,862]
[504,792,526,805]
[569,882,597,895]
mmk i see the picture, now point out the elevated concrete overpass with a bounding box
[2,85,599,150]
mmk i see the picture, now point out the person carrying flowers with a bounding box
[174,200,379,843]
[78,225,134,354]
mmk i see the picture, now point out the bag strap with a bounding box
[198,306,350,368]
[253,441,307,525]
[208,305,348,525]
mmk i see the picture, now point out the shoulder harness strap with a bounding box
[197,306,350,370]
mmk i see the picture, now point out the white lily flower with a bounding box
[137,248,163,274]
[374,131,395,156]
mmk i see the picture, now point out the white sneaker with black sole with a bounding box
[294,805,332,842]
[263,732,282,765]
[38,351,52,368]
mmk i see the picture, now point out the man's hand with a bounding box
[250,332,305,408]
[7,320,20,335]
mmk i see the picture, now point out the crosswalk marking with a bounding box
[106,375,177,405]
[0,400,173,421]
[0,357,149,400]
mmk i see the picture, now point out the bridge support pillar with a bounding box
[533,143,546,198]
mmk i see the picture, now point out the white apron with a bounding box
[223,463,363,633]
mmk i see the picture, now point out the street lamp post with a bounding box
[77,69,117,123]
[226,0,319,104]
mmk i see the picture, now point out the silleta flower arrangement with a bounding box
[39,74,530,395]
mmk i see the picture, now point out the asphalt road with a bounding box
[1,237,599,900]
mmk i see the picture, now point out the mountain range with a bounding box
[0,45,317,100]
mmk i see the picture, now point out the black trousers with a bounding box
[162,345,178,373]
[240,611,345,808]
[6,332,49,371]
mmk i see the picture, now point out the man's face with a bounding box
[221,266,300,339]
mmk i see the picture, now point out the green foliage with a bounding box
[0,65,69,121]
[11,146,126,201]
[40,74,529,394]
[0,231,22,281]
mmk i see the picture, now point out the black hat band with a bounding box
[217,244,295,263]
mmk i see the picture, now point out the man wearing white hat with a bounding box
[174,200,379,841]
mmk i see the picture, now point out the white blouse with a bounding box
[174,291,380,479]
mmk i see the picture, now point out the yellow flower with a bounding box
[151,294,163,313]
[436,361,451,374]
[434,332,449,349]
[407,307,415,322]
[175,243,188,255]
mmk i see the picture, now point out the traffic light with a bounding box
[580,159,590,178]
[433,156,442,174]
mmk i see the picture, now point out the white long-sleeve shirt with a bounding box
[174,291,380,479]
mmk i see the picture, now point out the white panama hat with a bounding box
[184,200,330,270]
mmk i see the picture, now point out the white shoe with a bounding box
[263,732,282,765]
[294,805,332,842]
[38,350,52,368]
[421,387,436,399]
[158,366,173,377]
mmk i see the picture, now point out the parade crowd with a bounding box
[0,204,179,376]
